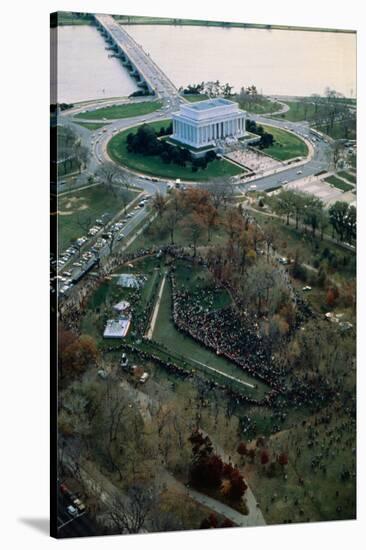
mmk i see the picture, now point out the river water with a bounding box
[55,25,138,103]
[56,23,356,102]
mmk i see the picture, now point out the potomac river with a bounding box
[56,23,356,103]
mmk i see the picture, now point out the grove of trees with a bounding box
[126,124,218,172]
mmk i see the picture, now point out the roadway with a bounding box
[236,114,331,193]
[57,20,333,296]
[57,106,332,296]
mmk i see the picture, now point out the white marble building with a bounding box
[172,98,246,149]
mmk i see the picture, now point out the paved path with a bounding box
[116,379,266,527]
[190,358,255,389]
[208,438,266,527]
[146,272,167,339]
[188,487,265,527]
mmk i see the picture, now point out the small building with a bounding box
[103,318,131,338]
[171,98,246,152]
[117,273,145,289]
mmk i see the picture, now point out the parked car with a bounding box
[140,372,149,384]
[120,353,128,368]
[98,369,108,380]
[67,505,78,517]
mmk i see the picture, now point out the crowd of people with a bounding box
[170,271,285,392]
[59,245,346,416]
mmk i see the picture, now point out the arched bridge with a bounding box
[94,14,178,99]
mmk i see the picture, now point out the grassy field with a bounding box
[174,260,231,310]
[274,99,356,140]
[57,185,137,251]
[259,124,308,161]
[337,171,356,184]
[74,101,163,121]
[274,100,322,122]
[275,99,355,122]
[243,405,356,524]
[81,253,269,398]
[182,94,209,103]
[315,120,356,140]
[73,121,109,131]
[236,97,282,115]
[249,207,356,284]
[324,175,354,192]
[107,120,243,181]
[128,206,230,252]
[53,12,94,26]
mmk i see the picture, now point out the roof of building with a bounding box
[174,98,245,122]
[103,318,131,338]
[188,98,233,111]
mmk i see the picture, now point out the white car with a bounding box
[98,369,108,380]
[67,505,78,517]
[296,170,303,175]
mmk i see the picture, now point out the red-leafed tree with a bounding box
[228,471,247,500]
[260,449,270,465]
[326,287,338,307]
[208,513,218,528]
[190,454,224,489]
[277,452,289,466]
[237,442,247,456]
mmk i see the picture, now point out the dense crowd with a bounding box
[170,272,285,392]
[59,245,349,415]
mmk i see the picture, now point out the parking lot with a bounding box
[51,196,150,297]
[280,175,356,206]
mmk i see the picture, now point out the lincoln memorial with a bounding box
[171,98,246,151]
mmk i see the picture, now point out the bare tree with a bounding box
[95,162,125,196]
[151,192,167,218]
[109,485,157,534]
[204,178,234,210]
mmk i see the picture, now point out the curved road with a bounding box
[60,98,331,196]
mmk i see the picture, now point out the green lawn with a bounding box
[314,120,356,140]
[236,97,282,114]
[258,124,308,161]
[182,94,209,103]
[337,171,356,184]
[74,101,162,121]
[73,121,109,131]
[274,100,320,122]
[107,120,243,181]
[324,176,354,192]
[57,184,138,251]
[248,208,356,282]
[53,12,94,26]
[274,99,356,140]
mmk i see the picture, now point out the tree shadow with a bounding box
[18,518,49,536]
